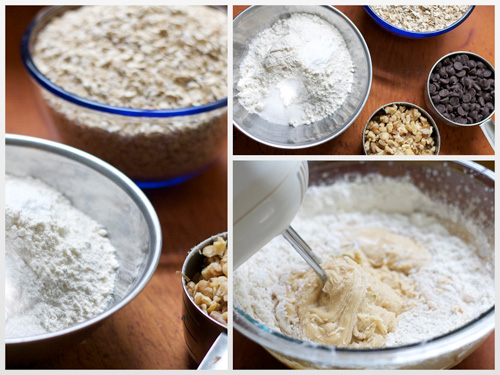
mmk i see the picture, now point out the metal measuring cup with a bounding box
[181,232,228,369]
[424,51,495,151]
[362,101,441,155]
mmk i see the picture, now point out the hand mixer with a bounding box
[234,160,327,283]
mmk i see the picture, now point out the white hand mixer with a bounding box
[233,160,327,283]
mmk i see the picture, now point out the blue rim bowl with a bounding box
[364,6,475,38]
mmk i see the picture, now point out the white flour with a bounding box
[237,13,354,126]
[5,175,119,338]
[234,175,494,347]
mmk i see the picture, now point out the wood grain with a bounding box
[6,6,227,369]
[233,5,495,155]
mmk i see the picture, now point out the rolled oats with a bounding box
[32,6,227,181]
[371,6,471,33]
[364,104,436,155]
[186,236,228,325]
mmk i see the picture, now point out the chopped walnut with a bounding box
[186,236,228,325]
[364,105,437,156]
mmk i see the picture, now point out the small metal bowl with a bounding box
[233,5,372,149]
[363,102,441,155]
[364,6,474,38]
[424,51,495,150]
[6,134,162,366]
[181,233,228,365]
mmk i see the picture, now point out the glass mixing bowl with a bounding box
[21,6,227,188]
[364,6,475,38]
[234,161,494,369]
[233,6,372,149]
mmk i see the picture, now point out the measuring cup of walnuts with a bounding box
[425,51,495,151]
[363,102,440,155]
[181,233,227,369]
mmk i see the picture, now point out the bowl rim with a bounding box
[425,50,495,127]
[232,5,373,149]
[20,5,228,118]
[364,5,475,38]
[5,134,163,344]
[233,160,494,367]
[362,101,441,155]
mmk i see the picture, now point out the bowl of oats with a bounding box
[181,233,228,365]
[364,6,474,38]
[21,5,227,188]
[234,161,494,369]
[363,102,440,155]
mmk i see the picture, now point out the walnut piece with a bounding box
[364,105,436,156]
[186,236,228,325]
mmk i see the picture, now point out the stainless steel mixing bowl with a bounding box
[234,161,494,369]
[233,6,372,149]
[6,134,162,366]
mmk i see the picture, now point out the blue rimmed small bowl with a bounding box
[21,6,227,189]
[364,6,474,38]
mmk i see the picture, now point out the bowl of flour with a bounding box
[233,6,372,149]
[234,161,494,369]
[6,134,162,366]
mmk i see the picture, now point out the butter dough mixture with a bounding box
[279,228,429,348]
[234,175,494,348]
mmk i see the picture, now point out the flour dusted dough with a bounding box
[277,228,428,348]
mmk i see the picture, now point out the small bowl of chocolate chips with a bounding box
[425,51,495,149]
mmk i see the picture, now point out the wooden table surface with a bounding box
[6,6,226,369]
[233,5,495,155]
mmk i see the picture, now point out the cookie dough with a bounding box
[277,227,430,348]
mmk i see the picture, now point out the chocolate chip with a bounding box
[436,104,446,113]
[456,70,466,78]
[429,83,437,94]
[479,96,485,106]
[457,106,467,116]
[484,69,492,78]
[462,103,470,111]
[439,89,449,97]
[462,93,471,102]
[454,61,463,70]
[477,61,485,69]
[468,60,476,69]
[432,94,441,104]
[450,97,460,107]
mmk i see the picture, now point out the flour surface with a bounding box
[6,174,119,338]
[234,175,494,347]
[237,13,354,126]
